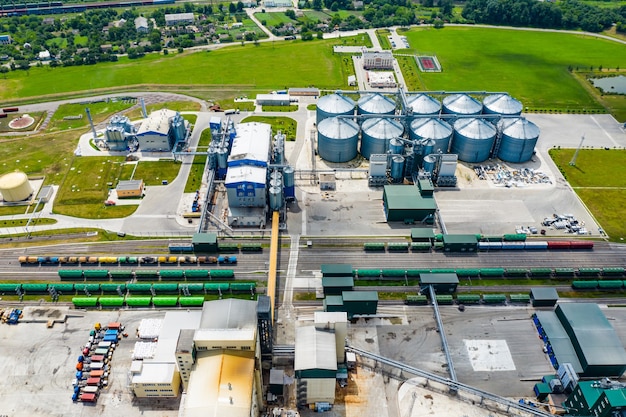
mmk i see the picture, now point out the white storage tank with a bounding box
[360,118,404,160]
[451,118,497,163]
[269,186,283,211]
[316,93,355,125]
[317,117,360,163]
[497,117,540,163]
[409,117,453,155]
[442,93,483,115]
[357,93,396,116]
[0,171,33,202]
[483,93,523,116]
[406,93,441,116]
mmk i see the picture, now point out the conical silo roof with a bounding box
[499,117,540,139]
[483,94,523,115]
[442,94,483,115]
[410,118,452,140]
[357,93,396,115]
[317,117,359,139]
[362,117,403,139]
[317,93,355,114]
[454,118,496,139]
[407,94,441,115]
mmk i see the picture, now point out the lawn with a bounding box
[254,11,296,27]
[48,100,134,132]
[123,100,201,120]
[132,160,182,186]
[184,127,212,193]
[0,111,45,133]
[240,116,297,141]
[402,27,626,111]
[549,148,626,241]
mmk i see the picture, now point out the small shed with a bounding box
[321,264,353,277]
[342,291,378,318]
[116,179,144,198]
[192,232,218,253]
[442,234,478,252]
[417,179,434,196]
[319,173,336,191]
[530,287,559,307]
[322,276,354,296]
[411,228,435,242]
[323,295,344,313]
[419,273,459,294]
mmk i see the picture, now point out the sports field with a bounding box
[402,27,626,111]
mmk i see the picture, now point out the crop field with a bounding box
[0,38,356,102]
[550,148,626,241]
[401,27,626,111]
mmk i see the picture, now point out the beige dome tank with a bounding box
[0,171,33,202]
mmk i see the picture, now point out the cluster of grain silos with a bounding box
[315,91,539,179]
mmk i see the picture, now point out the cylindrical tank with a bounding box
[422,155,437,176]
[483,93,523,116]
[496,117,540,163]
[451,118,497,163]
[421,138,437,157]
[406,94,441,116]
[442,94,483,115]
[317,117,359,163]
[357,93,396,116]
[270,170,282,183]
[283,165,295,200]
[316,93,355,125]
[0,171,33,202]
[217,147,229,169]
[207,147,217,170]
[105,126,124,142]
[269,186,283,211]
[388,138,404,155]
[390,156,405,183]
[409,117,453,154]
[360,118,404,159]
[171,112,186,142]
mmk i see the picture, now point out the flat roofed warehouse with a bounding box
[382,185,437,223]
[115,179,144,198]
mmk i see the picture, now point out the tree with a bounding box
[229,2,237,13]
[237,1,244,12]
[312,0,323,10]
[285,9,297,19]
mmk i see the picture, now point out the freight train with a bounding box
[365,239,594,252]
[0,0,174,17]
[55,268,236,281]
[353,266,625,279]
[18,254,237,265]
[405,293,530,305]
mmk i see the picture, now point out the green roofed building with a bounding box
[382,185,437,223]
[442,234,478,252]
[323,295,344,313]
[530,287,559,307]
[410,228,435,242]
[192,232,217,253]
[342,291,378,318]
[419,273,459,294]
[564,380,626,417]
[322,276,354,296]
[321,264,353,277]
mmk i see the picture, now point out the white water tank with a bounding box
[0,171,33,202]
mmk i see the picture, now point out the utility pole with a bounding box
[569,134,585,166]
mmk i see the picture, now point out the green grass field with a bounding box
[549,148,626,241]
[48,101,134,132]
[254,11,296,27]
[184,127,212,193]
[402,27,626,111]
[132,160,181,186]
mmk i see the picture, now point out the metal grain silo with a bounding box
[357,93,396,116]
[360,117,404,159]
[0,171,33,202]
[406,93,441,116]
[390,156,405,183]
[409,117,453,154]
[483,93,523,116]
[496,117,540,163]
[422,155,437,176]
[316,93,355,125]
[451,118,497,163]
[389,138,404,155]
[269,186,283,211]
[317,117,359,163]
[442,93,483,115]
[283,165,295,200]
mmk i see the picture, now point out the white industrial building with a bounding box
[225,122,272,227]
[131,299,262,417]
[135,109,188,152]
[362,50,394,70]
[293,312,348,409]
[255,94,292,107]
[367,71,397,88]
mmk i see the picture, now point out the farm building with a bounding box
[382,185,437,223]
[115,180,144,198]
[362,50,394,70]
[136,109,188,152]
[134,16,149,33]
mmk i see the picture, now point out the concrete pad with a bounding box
[464,340,516,372]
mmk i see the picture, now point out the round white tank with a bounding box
[0,171,33,202]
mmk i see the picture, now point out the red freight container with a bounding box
[547,241,571,249]
[89,370,104,378]
[80,393,97,402]
[2,107,18,113]
[107,322,121,330]
[570,241,594,249]
[90,355,105,362]
[86,377,101,386]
